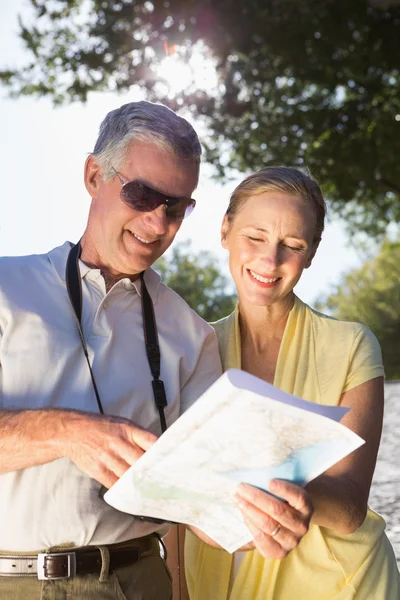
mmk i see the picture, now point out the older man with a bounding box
[0,101,222,599]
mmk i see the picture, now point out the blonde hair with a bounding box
[226,166,326,243]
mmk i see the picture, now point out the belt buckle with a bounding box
[37,552,77,580]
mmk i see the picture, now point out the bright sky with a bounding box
[0,1,363,306]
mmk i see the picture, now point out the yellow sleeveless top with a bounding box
[185,297,399,599]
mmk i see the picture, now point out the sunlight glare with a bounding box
[155,43,219,97]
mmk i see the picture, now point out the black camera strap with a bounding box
[66,241,180,577]
[140,271,168,433]
[65,241,168,433]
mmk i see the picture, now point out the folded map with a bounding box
[104,368,364,552]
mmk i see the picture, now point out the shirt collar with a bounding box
[47,241,162,303]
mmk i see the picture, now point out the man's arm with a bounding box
[0,409,157,487]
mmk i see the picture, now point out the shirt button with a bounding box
[103,300,109,309]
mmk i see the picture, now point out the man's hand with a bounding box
[58,411,158,488]
[234,479,313,559]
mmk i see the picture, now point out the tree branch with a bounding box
[378,178,400,196]
[368,0,400,9]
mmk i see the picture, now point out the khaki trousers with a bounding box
[0,541,172,600]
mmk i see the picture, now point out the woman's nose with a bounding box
[260,244,280,269]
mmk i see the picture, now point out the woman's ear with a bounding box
[221,215,230,249]
[84,155,103,198]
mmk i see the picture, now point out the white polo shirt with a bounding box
[0,242,222,551]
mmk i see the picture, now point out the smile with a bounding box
[131,232,154,244]
[249,270,281,284]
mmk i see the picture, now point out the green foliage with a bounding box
[2,1,400,235]
[155,242,236,322]
[317,240,400,380]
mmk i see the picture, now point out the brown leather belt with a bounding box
[0,535,159,580]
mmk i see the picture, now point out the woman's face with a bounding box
[221,191,318,307]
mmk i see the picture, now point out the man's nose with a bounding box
[145,204,168,235]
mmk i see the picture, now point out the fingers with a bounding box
[94,423,157,482]
[236,482,312,533]
[235,492,298,558]
[113,434,147,467]
[64,413,158,487]
[269,479,314,519]
[127,424,158,451]
[110,423,157,468]
[94,466,120,490]
[98,447,134,480]
[240,510,289,558]
[234,480,313,559]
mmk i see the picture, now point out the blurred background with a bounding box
[1,0,399,562]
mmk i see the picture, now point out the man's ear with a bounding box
[84,155,103,198]
[221,215,230,249]
[305,241,319,269]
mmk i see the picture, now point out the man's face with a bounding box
[84,140,199,278]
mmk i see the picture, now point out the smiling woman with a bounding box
[221,191,316,311]
[185,166,400,600]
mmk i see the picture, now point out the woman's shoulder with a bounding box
[298,297,383,373]
[296,297,384,394]
[300,298,378,342]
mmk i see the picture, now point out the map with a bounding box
[104,369,364,552]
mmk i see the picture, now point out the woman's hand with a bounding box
[234,479,313,559]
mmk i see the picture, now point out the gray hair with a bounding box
[226,166,327,244]
[92,101,202,180]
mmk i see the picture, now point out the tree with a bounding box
[2,1,400,236]
[155,242,236,322]
[317,240,400,380]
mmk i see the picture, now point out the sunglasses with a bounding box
[112,167,196,221]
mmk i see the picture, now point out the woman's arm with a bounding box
[306,376,384,534]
